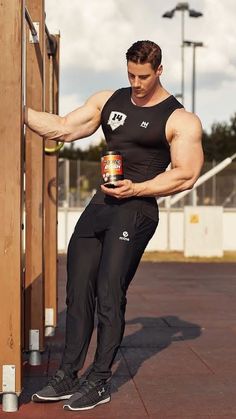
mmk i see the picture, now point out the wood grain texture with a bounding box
[0,0,24,393]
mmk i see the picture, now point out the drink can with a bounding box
[101,151,124,187]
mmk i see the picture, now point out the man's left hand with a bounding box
[101,179,137,199]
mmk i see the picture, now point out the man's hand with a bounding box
[101,179,137,199]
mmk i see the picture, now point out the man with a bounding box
[25,40,203,411]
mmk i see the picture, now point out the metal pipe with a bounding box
[192,45,196,113]
[162,3,203,106]
[169,153,236,205]
[45,24,51,40]
[181,9,185,105]
[25,7,38,37]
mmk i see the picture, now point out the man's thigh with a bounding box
[96,206,158,298]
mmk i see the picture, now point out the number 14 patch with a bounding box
[107,111,127,131]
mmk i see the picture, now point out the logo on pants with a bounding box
[119,231,130,242]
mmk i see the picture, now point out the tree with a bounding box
[202,113,236,161]
[83,139,107,161]
[59,138,106,161]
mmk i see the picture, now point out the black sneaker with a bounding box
[31,369,81,402]
[63,379,111,411]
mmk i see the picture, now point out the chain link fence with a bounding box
[58,159,236,208]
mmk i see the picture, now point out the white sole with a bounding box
[63,396,111,411]
[32,393,73,402]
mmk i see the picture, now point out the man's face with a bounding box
[127,61,162,99]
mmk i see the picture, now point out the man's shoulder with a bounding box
[100,87,129,100]
[94,90,114,103]
[99,87,130,108]
[169,108,202,129]
[166,108,202,143]
[85,90,114,110]
[86,88,129,111]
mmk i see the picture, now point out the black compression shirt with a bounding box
[90,87,183,219]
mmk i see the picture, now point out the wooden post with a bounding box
[44,34,60,336]
[0,0,24,411]
[24,0,45,364]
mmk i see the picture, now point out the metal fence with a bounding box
[58,159,236,208]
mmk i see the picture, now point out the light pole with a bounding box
[184,40,203,206]
[162,2,203,106]
[183,41,204,113]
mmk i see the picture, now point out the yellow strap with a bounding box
[44,142,64,154]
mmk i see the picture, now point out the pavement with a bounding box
[1,256,236,418]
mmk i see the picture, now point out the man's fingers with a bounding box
[114,180,124,187]
[101,179,134,198]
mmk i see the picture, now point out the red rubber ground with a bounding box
[1,256,236,418]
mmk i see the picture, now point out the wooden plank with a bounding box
[0,0,24,393]
[24,0,45,352]
[44,34,60,332]
[53,35,60,117]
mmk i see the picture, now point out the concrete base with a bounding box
[2,392,18,412]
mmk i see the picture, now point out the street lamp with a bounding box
[184,39,204,206]
[162,2,203,105]
[183,40,204,113]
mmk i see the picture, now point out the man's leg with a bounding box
[89,208,158,382]
[60,235,102,375]
[63,206,158,410]
[32,205,103,402]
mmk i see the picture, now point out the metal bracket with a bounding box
[29,22,39,44]
[45,308,54,326]
[46,31,58,56]
[29,329,39,351]
[2,365,16,392]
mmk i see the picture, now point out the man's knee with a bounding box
[97,291,127,320]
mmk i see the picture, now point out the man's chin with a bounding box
[133,91,144,98]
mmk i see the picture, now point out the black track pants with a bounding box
[60,200,158,381]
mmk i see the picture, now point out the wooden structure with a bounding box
[24,0,45,365]
[0,0,60,412]
[0,1,24,412]
[44,34,60,337]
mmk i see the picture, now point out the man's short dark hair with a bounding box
[126,40,162,71]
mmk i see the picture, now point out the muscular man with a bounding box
[25,40,203,411]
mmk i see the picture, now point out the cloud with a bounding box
[60,67,126,98]
[46,0,132,71]
[45,0,236,132]
[59,93,82,115]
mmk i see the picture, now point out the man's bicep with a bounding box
[62,91,112,141]
[63,101,101,141]
[170,115,204,178]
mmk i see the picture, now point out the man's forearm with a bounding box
[134,168,197,197]
[24,107,66,141]
[101,167,201,200]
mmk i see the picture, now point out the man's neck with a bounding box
[131,84,170,107]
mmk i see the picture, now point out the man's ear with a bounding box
[156,64,163,76]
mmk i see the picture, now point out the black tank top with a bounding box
[90,87,183,220]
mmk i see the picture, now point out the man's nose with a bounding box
[133,77,141,88]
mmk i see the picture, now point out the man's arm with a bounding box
[24,90,113,142]
[101,109,204,198]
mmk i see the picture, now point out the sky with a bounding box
[45,0,236,149]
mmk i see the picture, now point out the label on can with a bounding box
[101,153,123,184]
